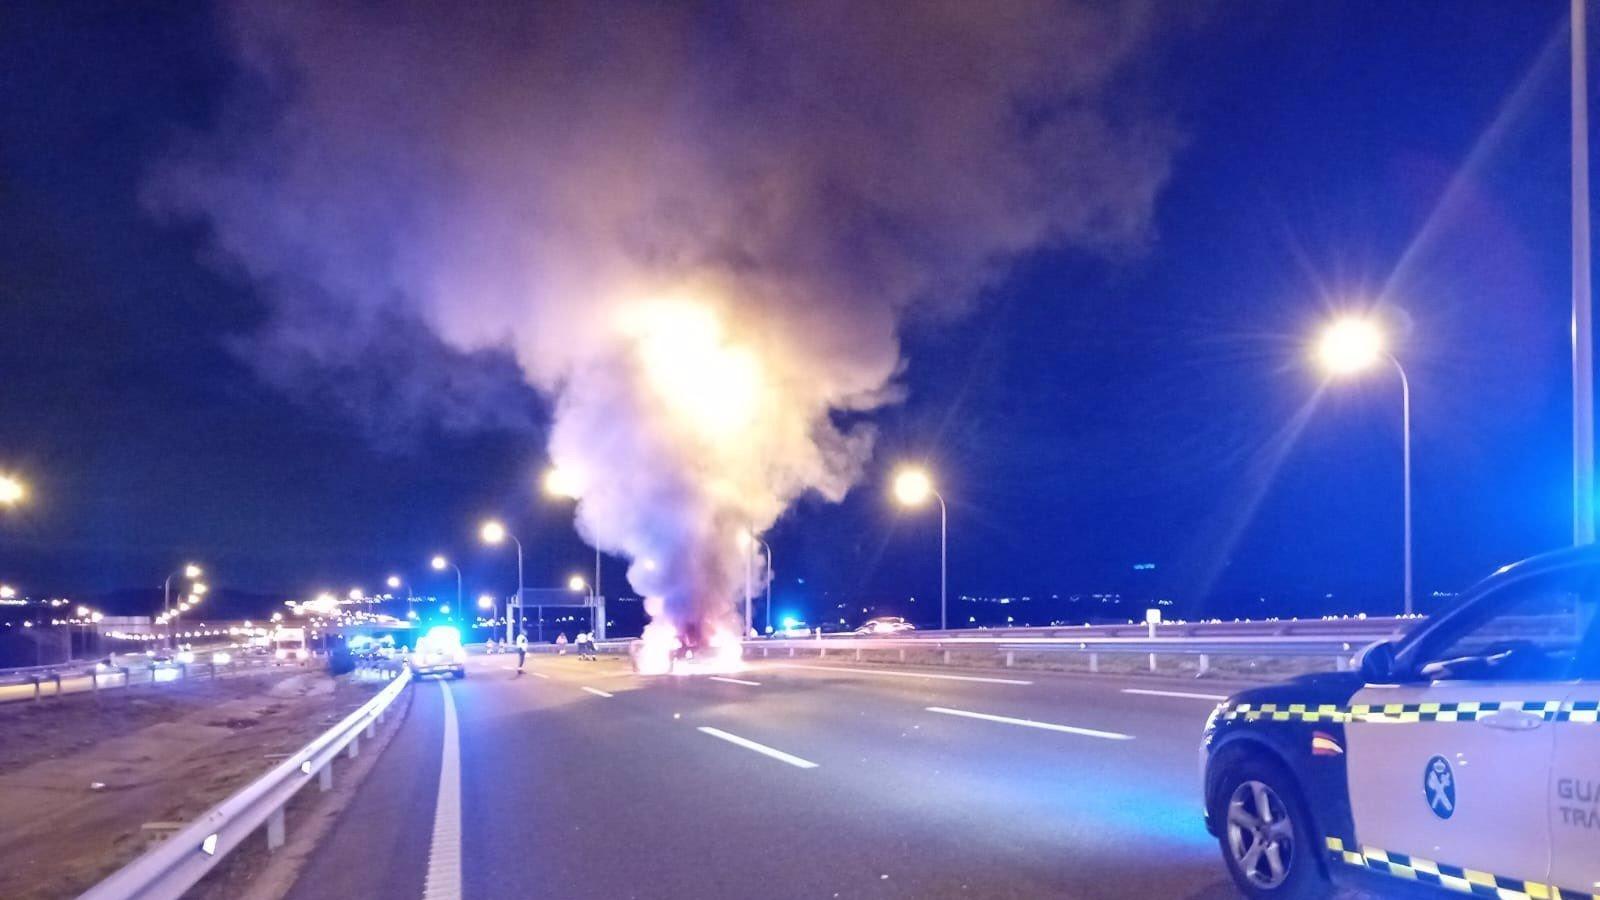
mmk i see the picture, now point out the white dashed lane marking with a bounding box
[925,706,1134,741]
[581,686,614,698]
[1121,688,1228,701]
[708,676,762,686]
[779,664,1032,685]
[697,726,819,769]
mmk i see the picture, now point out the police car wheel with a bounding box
[1216,758,1325,898]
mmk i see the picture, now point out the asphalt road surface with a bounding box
[288,653,1269,900]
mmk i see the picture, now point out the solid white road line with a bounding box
[696,726,819,769]
[925,706,1134,741]
[780,664,1032,686]
[422,681,462,900]
[581,686,614,698]
[708,676,762,686]
[1121,688,1228,701]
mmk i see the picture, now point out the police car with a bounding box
[1201,545,1600,899]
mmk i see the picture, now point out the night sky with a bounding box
[0,2,1585,624]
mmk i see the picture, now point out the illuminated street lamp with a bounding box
[163,563,203,648]
[388,574,414,619]
[0,474,25,507]
[544,466,603,608]
[893,467,948,630]
[480,520,524,644]
[0,585,14,600]
[568,574,599,636]
[430,555,463,622]
[1316,315,1414,615]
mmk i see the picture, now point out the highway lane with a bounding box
[290,653,1271,899]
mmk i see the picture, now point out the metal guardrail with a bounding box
[0,653,316,702]
[794,615,1421,641]
[475,616,1418,676]
[78,665,411,900]
[745,627,1414,675]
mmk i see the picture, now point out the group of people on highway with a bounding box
[554,631,599,659]
[501,630,598,675]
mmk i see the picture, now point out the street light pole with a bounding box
[542,465,603,614]
[1316,318,1414,614]
[893,468,948,631]
[936,492,948,631]
[756,536,773,634]
[481,522,524,644]
[1394,356,1414,616]
[1575,0,1596,546]
[513,535,523,643]
[162,563,201,649]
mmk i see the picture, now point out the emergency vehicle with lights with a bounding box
[1202,545,1600,899]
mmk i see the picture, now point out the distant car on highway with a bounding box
[854,616,915,636]
[1200,545,1600,898]
[410,625,467,679]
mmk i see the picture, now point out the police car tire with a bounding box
[1214,755,1328,900]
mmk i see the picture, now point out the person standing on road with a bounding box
[555,632,568,654]
[576,631,592,660]
[515,631,528,672]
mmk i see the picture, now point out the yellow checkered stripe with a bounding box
[1325,837,1599,900]
[1221,699,1600,724]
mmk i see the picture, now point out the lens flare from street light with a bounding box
[431,555,448,571]
[0,474,25,507]
[1317,317,1385,376]
[387,575,402,589]
[480,520,507,545]
[477,594,494,610]
[568,575,587,593]
[893,468,934,506]
[543,466,583,500]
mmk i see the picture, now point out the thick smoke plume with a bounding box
[152,1,1176,665]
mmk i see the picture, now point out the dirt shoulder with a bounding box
[0,668,385,900]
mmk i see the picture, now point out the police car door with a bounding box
[1547,587,1600,895]
[1345,567,1590,890]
